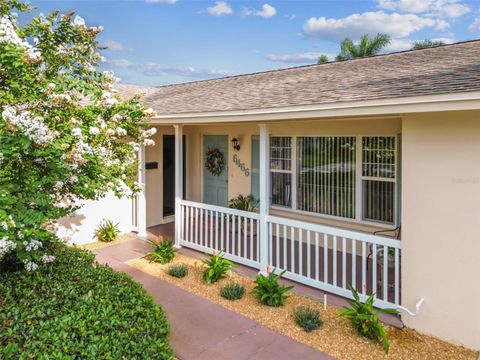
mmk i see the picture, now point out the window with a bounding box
[269,135,398,225]
[361,136,396,224]
[297,136,356,219]
[270,137,292,207]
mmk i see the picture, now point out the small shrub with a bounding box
[146,238,176,264]
[252,267,293,307]
[294,306,323,332]
[220,282,245,300]
[168,263,188,278]
[94,219,120,242]
[202,251,235,284]
[339,285,398,353]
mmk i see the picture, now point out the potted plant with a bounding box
[228,194,259,236]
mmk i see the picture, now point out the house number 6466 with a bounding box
[233,154,250,176]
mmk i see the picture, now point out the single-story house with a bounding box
[58,40,480,350]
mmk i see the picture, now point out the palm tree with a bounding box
[335,33,391,61]
[411,39,446,50]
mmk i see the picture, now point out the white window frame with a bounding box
[269,134,400,228]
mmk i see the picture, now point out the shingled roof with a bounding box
[136,40,480,115]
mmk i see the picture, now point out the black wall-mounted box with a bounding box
[145,161,158,170]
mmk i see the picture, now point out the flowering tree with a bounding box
[0,1,156,271]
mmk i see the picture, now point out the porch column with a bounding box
[137,145,147,237]
[174,124,184,248]
[258,123,269,273]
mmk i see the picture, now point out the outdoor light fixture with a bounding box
[231,137,240,151]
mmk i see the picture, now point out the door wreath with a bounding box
[205,148,225,176]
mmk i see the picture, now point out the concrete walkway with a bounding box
[94,238,335,360]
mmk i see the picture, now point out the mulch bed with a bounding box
[128,254,477,360]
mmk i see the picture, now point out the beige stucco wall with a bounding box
[401,110,480,350]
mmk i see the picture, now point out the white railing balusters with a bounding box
[307,231,311,279]
[324,233,328,284]
[315,232,319,282]
[178,200,401,309]
[372,243,378,298]
[342,237,347,289]
[383,245,388,301]
[333,235,337,287]
[362,241,367,295]
[352,240,357,290]
[395,247,400,305]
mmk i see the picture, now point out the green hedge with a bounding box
[0,245,173,359]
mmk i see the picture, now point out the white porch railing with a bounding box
[266,215,401,309]
[179,199,401,308]
[179,200,261,269]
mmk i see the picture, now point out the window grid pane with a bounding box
[271,172,292,207]
[270,136,292,171]
[297,136,356,219]
[362,136,396,224]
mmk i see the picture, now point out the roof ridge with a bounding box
[152,39,480,89]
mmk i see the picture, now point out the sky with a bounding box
[27,0,480,86]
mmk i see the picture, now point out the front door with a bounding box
[203,135,228,206]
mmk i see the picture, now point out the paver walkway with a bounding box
[94,238,335,360]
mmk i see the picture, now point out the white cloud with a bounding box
[207,1,233,16]
[255,4,277,18]
[145,0,177,3]
[103,40,132,52]
[378,0,470,18]
[109,59,233,78]
[285,14,296,21]
[303,11,445,41]
[469,17,480,32]
[266,52,335,63]
[242,4,277,18]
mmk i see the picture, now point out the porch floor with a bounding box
[146,223,403,328]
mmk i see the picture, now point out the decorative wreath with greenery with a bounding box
[205,148,225,176]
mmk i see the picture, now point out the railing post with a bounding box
[259,124,269,273]
[174,124,184,248]
[137,145,147,237]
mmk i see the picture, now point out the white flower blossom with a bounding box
[24,261,38,272]
[111,113,122,122]
[41,254,55,264]
[0,15,42,62]
[49,93,72,103]
[88,127,99,135]
[1,221,8,231]
[2,106,53,145]
[0,153,3,163]
[23,239,42,252]
[69,175,78,183]
[142,127,157,138]
[71,128,82,138]
[0,237,16,259]
[143,139,155,146]
[143,108,156,117]
[72,15,86,28]
[53,181,63,190]
[104,98,118,107]
[116,128,127,136]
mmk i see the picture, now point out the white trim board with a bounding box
[151,91,480,124]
